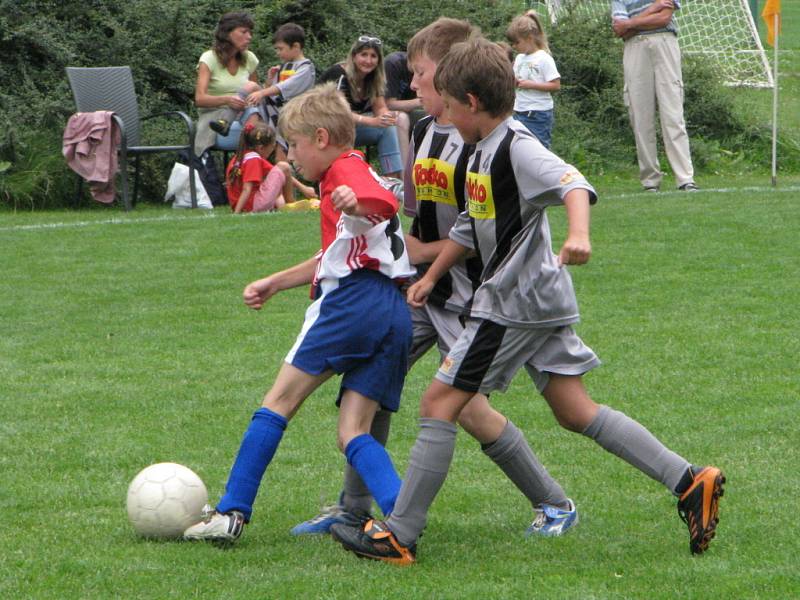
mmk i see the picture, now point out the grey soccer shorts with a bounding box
[435,318,601,395]
[408,303,465,368]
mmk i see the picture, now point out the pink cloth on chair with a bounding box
[63,111,120,203]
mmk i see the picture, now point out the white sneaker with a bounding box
[183,507,245,545]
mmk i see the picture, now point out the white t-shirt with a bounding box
[513,50,560,112]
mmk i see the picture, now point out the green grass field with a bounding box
[2,174,799,598]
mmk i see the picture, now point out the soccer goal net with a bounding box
[528,0,773,87]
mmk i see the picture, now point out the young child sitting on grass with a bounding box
[225,122,292,213]
[331,37,724,565]
[183,83,415,545]
[226,122,319,213]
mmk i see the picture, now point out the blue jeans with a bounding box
[513,109,554,149]
[355,124,402,174]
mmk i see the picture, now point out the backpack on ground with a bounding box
[178,149,227,207]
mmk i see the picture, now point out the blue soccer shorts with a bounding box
[286,269,412,412]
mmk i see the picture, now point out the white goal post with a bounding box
[531,0,773,87]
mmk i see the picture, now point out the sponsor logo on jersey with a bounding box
[559,169,583,186]
[441,356,454,373]
[413,158,456,206]
[466,171,495,219]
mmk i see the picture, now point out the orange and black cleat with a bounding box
[330,519,416,566]
[677,466,726,554]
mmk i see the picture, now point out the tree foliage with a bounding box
[0,0,789,209]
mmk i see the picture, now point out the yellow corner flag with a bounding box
[762,0,782,47]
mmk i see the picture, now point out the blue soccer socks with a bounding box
[345,434,402,516]
[216,407,288,520]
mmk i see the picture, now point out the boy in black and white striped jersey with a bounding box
[331,36,724,564]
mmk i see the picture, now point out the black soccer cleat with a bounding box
[330,519,416,566]
[677,466,725,554]
[209,119,231,137]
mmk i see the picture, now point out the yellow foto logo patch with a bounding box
[441,356,454,374]
[413,158,456,206]
[559,169,583,186]
[466,172,495,219]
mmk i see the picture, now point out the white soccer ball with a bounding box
[126,462,208,539]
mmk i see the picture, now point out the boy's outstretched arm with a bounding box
[558,188,592,266]
[407,239,469,307]
[404,235,450,265]
[243,256,318,310]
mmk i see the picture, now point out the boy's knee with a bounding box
[240,81,261,94]
[456,399,484,432]
[419,390,438,418]
[337,428,365,453]
[543,374,598,432]
[261,389,303,421]
[458,397,506,443]
[419,383,469,423]
[553,411,586,433]
[548,397,598,433]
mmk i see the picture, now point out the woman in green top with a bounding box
[195,11,263,155]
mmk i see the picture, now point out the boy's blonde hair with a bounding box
[434,37,515,118]
[506,12,550,53]
[278,83,355,147]
[407,17,479,64]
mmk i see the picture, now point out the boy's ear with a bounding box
[315,127,330,148]
[465,92,481,113]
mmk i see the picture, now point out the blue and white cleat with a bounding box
[525,498,578,537]
[290,504,370,536]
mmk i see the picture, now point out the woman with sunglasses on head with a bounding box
[319,35,403,179]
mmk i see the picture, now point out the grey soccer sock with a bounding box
[582,405,690,494]
[482,420,569,510]
[341,409,392,513]
[386,418,458,547]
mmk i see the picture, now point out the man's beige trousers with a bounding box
[623,33,694,189]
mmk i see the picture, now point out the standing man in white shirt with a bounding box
[612,0,699,192]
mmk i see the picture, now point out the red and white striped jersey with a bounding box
[313,151,415,292]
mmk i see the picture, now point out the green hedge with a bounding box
[0,0,792,209]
